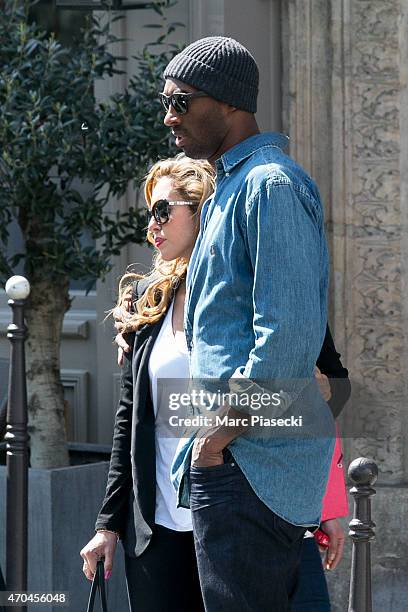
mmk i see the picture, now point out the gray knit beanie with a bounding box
[163,36,259,113]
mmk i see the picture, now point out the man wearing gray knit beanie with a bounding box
[161,36,259,161]
[163,37,334,611]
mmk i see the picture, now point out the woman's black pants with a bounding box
[124,524,204,612]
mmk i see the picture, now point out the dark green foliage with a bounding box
[0,0,180,285]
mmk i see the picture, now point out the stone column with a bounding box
[282,1,408,609]
[190,0,282,132]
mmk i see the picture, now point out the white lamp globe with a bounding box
[5,276,31,300]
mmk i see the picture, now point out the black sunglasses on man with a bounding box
[159,91,208,115]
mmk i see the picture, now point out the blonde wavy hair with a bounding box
[117,154,215,331]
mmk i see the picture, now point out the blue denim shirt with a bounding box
[171,133,335,527]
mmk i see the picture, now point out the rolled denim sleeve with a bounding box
[242,180,328,382]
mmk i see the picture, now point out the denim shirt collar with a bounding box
[215,132,289,176]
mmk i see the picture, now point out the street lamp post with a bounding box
[4,276,30,612]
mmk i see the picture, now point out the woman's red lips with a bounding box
[155,237,165,247]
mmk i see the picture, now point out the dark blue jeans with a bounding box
[189,456,306,612]
[291,537,331,611]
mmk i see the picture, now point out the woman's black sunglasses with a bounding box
[148,199,198,226]
[159,91,208,115]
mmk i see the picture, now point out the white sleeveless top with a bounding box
[148,300,193,531]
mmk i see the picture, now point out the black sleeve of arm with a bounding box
[94,336,135,536]
[316,325,351,418]
[94,280,140,536]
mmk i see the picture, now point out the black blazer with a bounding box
[95,276,166,557]
[95,279,351,557]
[317,327,351,418]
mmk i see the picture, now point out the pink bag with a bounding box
[321,433,349,521]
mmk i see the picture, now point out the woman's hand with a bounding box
[320,518,345,570]
[315,366,332,402]
[80,531,118,581]
[113,297,132,366]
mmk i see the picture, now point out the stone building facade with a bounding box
[283,1,408,609]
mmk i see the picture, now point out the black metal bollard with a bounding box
[348,457,378,612]
[4,276,30,612]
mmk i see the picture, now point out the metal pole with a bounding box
[348,457,378,612]
[4,276,30,612]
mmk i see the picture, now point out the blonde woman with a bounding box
[80,155,214,612]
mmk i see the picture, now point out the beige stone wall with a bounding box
[283,0,407,481]
[282,1,408,609]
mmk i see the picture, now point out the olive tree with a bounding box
[0,1,179,467]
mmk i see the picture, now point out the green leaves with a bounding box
[0,1,183,285]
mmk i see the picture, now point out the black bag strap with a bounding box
[86,560,108,612]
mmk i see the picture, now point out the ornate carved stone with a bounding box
[283,0,406,483]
